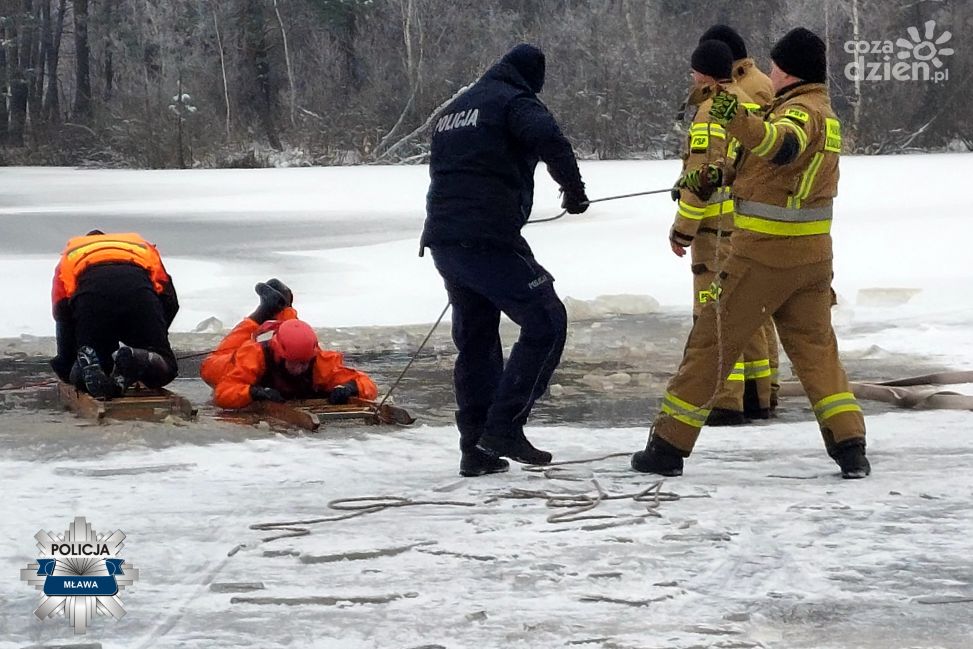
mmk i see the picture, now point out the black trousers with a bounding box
[431,244,567,450]
[54,264,178,388]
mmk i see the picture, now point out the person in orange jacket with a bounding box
[201,279,378,409]
[51,230,179,399]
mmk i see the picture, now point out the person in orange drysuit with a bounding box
[201,279,378,409]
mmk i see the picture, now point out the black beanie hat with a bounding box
[771,27,827,83]
[691,40,734,80]
[501,43,546,94]
[700,24,748,60]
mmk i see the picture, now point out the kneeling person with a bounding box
[202,280,378,409]
[51,230,179,399]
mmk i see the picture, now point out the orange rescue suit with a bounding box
[201,309,378,409]
[52,232,173,309]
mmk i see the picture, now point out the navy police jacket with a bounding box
[421,44,585,253]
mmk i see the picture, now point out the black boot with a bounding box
[631,436,685,476]
[265,278,293,307]
[75,346,119,400]
[743,380,772,419]
[249,282,288,324]
[830,438,871,479]
[476,428,552,466]
[112,346,172,391]
[460,448,510,477]
[705,408,747,426]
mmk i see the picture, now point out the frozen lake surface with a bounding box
[1,158,972,648]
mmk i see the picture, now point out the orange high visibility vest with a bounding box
[56,232,169,297]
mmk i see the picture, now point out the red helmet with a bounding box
[269,319,319,363]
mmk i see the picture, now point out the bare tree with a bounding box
[72,0,92,121]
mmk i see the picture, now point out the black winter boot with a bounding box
[743,380,772,419]
[830,439,871,479]
[460,449,510,477]
[112,346,172,391]
[705,408,748,426]
[75,346,119,400]
[476,429,552,466]
[631,436,685,476]
[249,282,288,324]
[265,278,294,307]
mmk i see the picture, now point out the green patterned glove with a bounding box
[709,90,740,126]
[677,164,723,200]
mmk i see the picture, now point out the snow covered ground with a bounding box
[2,156,973,648]
[2,415,972,649]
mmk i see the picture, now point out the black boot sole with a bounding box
[630,450,683,476]
[459,460,510,477]
[475,440,552,466]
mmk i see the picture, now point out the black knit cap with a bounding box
[700,24,748,60]
[501,43,546,94]
[691,40,734,80]
[771,27,827,83]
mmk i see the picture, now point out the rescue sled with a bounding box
[58,382,198,423]
[247,397,415,432]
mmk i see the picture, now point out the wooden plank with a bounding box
[58,382,197,423]
[58,382,106,421]
[246,397,415,430]
[352,398,416,426]
[249,401,321,431]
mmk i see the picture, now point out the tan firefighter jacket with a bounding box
[721,82,842,268]
[733,58,774,106]
[671,80,755,271]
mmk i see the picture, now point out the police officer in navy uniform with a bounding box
[421,43,589,477]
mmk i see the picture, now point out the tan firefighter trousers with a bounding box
[656,255,865,454]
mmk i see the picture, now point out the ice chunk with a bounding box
[856,287,922,307]
[564,294,660,322]
[193,316,224,333]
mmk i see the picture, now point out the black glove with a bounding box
[328,381,358,405]
[250,385,284,402]
[561,187,589,214]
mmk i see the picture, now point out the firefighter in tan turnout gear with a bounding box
[669,40,772,427]
[701,24,774,107]
[632,27,870,479]
[698,24,781,418]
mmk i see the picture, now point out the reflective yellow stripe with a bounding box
[726,362,745,382]
[789,152,825,209]
[812,392,862,421]
[735,214,832,236]
[689,123,727,139]
[741,102,761,112]
[824,117,842,153]
[678,199,734,220]
[744,359,772,379]
[775,120,808,152]
[677,200,707,220]
[66,240,149,261]
[661,391,711,428]
[752,122,778,157]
